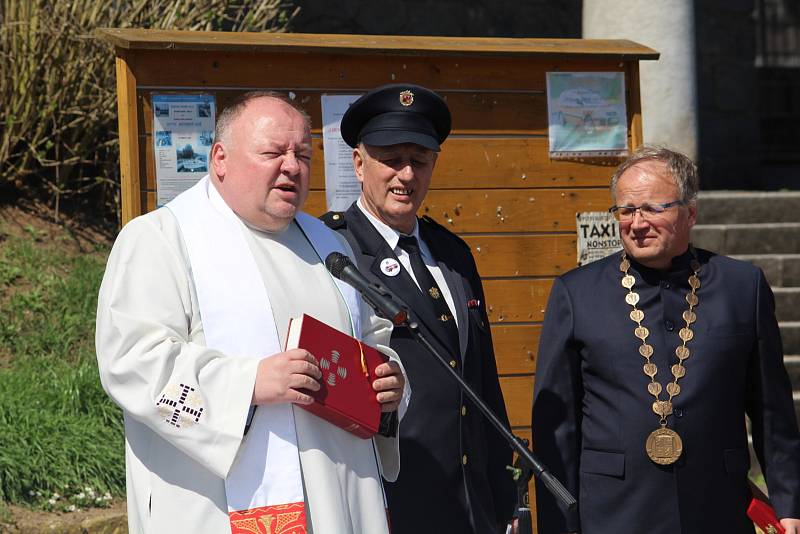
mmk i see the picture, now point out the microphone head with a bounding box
[325,251,352,279]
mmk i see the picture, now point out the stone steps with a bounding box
[697,191,800,224]
[732,254,800,287]
[782,322,800,356]
[786,355,800,386]
[774,288,800,322]
[795,391,800,426]
[691,223,800,255]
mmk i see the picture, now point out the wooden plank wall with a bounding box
[119,41,643,519]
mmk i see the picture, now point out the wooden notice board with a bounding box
[97,27,658,517]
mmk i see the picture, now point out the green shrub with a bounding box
[0,0,297,221]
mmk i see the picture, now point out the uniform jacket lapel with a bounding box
[420,222,469,361]
[345,205,461,360]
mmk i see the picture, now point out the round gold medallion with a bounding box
[639,344,654,358]
[621,275,636,289]
[675,346,690,360]
[630,309,645,323]
[686,293,699,306]
[625,292,640,306]
[682,310,697,324]
[620,259,630,271]
[652,400,673,417]
[666,382,681,396]
[689,275,701,289]
[634,326,649,340]
[647,382,662,396]
[643,363,658,377]
[646,427,683,465]
[671,364,686,378]
[679,327,694,342]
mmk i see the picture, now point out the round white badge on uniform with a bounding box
[380,258,401,277]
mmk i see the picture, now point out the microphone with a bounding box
[325,252,408,326]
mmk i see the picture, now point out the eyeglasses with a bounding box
[608,200,686,222]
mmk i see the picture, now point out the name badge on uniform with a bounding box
[380,258,401,277]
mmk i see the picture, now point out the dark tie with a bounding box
[397,235,460,357]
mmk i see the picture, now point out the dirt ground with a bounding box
[0,501,127,534]
[0,202,114,253]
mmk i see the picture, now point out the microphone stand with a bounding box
[324,253,575,526]
[508,441,534,533]
[399,318,577,524]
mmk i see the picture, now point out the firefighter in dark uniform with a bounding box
[321,83,515,533]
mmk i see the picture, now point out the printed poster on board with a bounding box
[152,94,216,207]
[546,72,628,158]
[321,94,362,212]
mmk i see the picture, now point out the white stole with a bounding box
[166,175,361,527]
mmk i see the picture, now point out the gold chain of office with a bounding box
[620,247,701,465]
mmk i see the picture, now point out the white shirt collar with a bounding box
[356,197,421,250]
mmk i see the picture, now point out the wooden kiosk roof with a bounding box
[98,28,658,59]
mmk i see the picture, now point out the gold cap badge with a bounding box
[399,89,414,106]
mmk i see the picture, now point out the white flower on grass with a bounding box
[67,504,76,512]
[48,498,56,505]
[76,492,85,499]
[103,492,112,501]
[28,490,34,496]
[52,493,60,499]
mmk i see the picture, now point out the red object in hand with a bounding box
[286,314,388,438]
[748,481,786,534]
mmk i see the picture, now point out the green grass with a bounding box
[0,225,124,505]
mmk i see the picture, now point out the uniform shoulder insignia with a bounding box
[321,211,347,230]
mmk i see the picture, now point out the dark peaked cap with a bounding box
[340,83,452,151]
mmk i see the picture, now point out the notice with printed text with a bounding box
[153,94,216,206]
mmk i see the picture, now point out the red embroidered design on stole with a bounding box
[229,502,307,534]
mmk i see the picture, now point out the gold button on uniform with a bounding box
[462,454,468,465]
[461,406,467,416]
[449,360,457,368]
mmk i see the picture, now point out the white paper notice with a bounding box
[576,211,622,266]
[321,94,362,211]
[152,94,216,207]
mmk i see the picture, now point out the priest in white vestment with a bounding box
[96,92,409,534]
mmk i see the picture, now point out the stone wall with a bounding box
[694,0,761,189]
[290,0,581,38]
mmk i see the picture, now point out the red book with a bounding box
[748,481,786,534]
[286,314,387,439]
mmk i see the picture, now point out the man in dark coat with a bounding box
[321,83,516,533]
[532,145,800,534]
